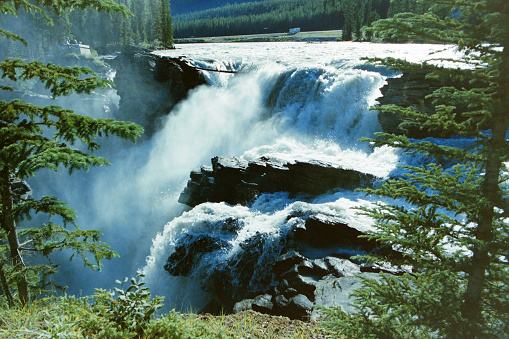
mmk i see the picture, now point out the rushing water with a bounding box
[37,42,460,308]
[138,42,460,311]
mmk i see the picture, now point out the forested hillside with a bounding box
[173,0,390,39]
[0,0,173,60]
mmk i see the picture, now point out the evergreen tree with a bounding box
[0,0,143,305]
[158,0,174,48]
[324,0,509,337]
[341,0,355,40]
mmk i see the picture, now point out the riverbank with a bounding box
[175,30,343,43]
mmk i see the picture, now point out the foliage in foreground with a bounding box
[324,0,509,338]
[0,298,216,338]
[0,275,332,338]
[1,0,143,306]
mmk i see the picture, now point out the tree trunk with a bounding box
[0,169,29,304]
[0,262,14,306]
[462,25,509,336]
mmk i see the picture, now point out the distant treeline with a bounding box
[173,0,391,39]
[0,0,173,60]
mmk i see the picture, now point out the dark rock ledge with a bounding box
[179,156,378,207]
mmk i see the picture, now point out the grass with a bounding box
[0,297,335,338]
[180,311,334,338]
[175,30,343,44]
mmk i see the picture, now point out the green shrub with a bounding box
[89,272,163,337]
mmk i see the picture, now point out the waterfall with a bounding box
[34,42,459,305]
[138,42,458,311]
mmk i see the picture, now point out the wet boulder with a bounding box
[325,257,361,277]
[272,250,307,277]
[233,298,254,313]
[164,234,229,276]
[251,294,274,314]
[286,294,314,320]
[203,232,284,312]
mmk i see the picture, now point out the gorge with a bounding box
[26,42,465,320]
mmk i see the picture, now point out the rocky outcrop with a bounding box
[231,249,397,321]
[259,252,363,321]
[229,215,402,321]
[164,209,403,320]
[179,156,378,207]
[377,69,484,139]
[108,48,206,137]
[167,154,393,319]
[377,71,441,138]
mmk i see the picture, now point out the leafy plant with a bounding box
[91,272,163,337]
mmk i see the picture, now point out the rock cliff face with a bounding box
[108,48,206,137]
[377,70,482,139]
[377,71,440,138]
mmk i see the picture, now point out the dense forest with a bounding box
[171,0,265,15]
[0,0,173,60]
[173,0,391,39]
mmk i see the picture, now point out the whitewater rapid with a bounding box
[132,42,460,311]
